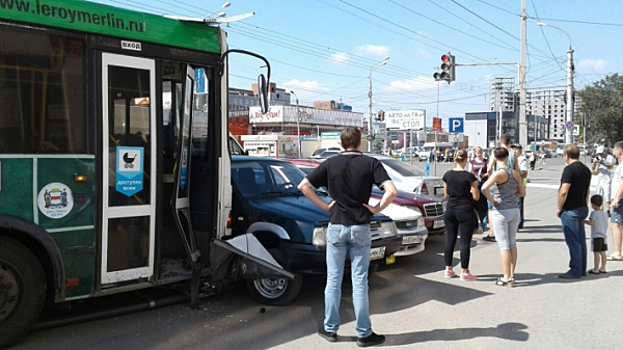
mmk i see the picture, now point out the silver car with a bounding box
[368,154,445,201]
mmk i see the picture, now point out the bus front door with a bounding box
[172,66,201,272]
[101,53,157,284]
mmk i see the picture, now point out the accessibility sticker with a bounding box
[116,146,144,197]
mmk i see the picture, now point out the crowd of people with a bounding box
[441,135,623,285]
[299,127,623,345]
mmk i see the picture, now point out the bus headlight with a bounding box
[312,226,327,246]
[379,221,399,238]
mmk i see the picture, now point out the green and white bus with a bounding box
[0,0,283,346]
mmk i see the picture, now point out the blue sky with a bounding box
[94,0,622,127]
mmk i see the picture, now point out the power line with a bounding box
[530,0,564,71]
[335,0,517,67]
[386,0,519,53]
[448,0,552,58]
[528,16,623,27]
[474,0,518,17]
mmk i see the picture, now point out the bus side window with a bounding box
[0,29,87,154]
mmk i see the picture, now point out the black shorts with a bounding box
[592,238,608,252]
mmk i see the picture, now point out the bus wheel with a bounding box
[246,273,303,306]
[0,236,47,348]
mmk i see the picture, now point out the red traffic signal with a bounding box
[439,52,455,83]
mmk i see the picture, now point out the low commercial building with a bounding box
[464,112,546,148]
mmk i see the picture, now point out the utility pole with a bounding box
[519,0,528,147]
[537,21,574,145]
[368,57,390,152]
[566,46,574,145]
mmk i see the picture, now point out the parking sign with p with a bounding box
[449,118,464,133]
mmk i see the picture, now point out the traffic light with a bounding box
[377,110,385,121]
[439,52,455,83]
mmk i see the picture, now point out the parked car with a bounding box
[287,159,429,255]
[230,156,402,305]
[367,199,428,256]
[289,159,446,235]
[368,154,445,200]
[371,188,446,236]
[310,147,341,159]
[289,157,443,242]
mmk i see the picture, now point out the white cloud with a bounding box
[329,52,349,64]
[417,48,430,58]
[356,45,391,58]
[281,79,329,94]
[382,76,437,92]
[577,59,610,74]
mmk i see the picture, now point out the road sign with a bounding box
[432,117,442,132]
[452,134,464,142]
[385,110,425,130]
[565,121,574,131]
[573,125,580,136]
[449,118,464,133]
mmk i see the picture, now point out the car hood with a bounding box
[368,198,422,221]
[248,195,331,224]
[247,194,392,225]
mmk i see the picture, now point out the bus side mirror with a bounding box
[258,74,269,114]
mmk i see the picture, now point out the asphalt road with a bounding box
[16,156,621,350]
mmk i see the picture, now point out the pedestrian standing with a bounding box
[556,144,592,278]
[539,149,546,165]
[467,146,489,233]
[483,134,519,242]
[482,147,525,286]
[591,146,615,215]
[511,144,529,229]
[298,127,397,347]
[585,195,608,274]
[529,150,536,170]
[442,150,480,281]
[608,141,623,261]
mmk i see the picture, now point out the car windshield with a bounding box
[380,158,424,176]
[232,160,306,197]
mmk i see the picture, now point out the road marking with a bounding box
[529,183,597,192]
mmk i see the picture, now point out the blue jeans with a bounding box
[560,207,589,276]
[324,223,372,338]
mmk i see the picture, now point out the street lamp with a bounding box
[368,56,390,152]
[206,2,231,18]
[290,90,301,157]
[537,21,574,145]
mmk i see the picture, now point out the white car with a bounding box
[369,154,445,200]
[369,198,428,256]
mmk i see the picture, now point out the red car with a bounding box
[371,189,445,236]
[288,159,446,236]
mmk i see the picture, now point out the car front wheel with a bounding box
[246,272,303,306]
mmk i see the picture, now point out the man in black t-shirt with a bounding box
[298,127,397,347]
[557,144,592,278]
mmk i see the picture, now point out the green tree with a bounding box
[578,73,623,147]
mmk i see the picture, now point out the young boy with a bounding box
[585,194,608,274]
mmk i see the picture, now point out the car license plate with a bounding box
[370,246,385,260]
[433,220,445,229]
[402,236,422,245]
[434,187,444,195]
